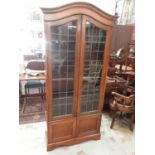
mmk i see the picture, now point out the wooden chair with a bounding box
[110,48,124,72]
[110,86,135,131]
[24,60,45,101]
[111,48,134,74]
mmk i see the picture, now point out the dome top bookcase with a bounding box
[41,2,116,151]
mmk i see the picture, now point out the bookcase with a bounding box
[41,2,116,151]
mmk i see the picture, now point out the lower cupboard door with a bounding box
[48,117,76,143]
[47,114,101,144]
[76,113,101,137]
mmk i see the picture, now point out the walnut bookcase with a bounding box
[41,2,116,151]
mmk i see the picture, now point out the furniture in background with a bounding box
[110,48,127,73]
[23,54,38,61]
[110,86,135,131]
[104,76,127,111]
[110,25,132,54]
[41,2,116,151]
[125,56,135,71]
[128,41,135,52]
[108,48,123,77]
[19,72,45,81]
[109,24,135,74]
[115,67,135,87]
[109,42,135,85]
[125,42,135,71]
[19,64,46,114]
[24,60,45,101]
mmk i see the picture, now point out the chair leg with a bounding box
[130,113,134,131]
[119,112,124,118]
[43,86,46,100]
[41,88,44,99]
[25,88,27,104]
[109,109,112,117]
[110,111,116,129]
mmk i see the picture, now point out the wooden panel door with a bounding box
[45,15,81,144]
[77,15,112,136]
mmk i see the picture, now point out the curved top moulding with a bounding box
[41,2,117,27]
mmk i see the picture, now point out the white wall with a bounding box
[18,0,125,56]
[39,0,116,15]
[20,0,117,16]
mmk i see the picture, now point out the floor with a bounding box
[19,113,135,155]
[19,96,45,124]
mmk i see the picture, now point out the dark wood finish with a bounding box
[77,113,101,137]
[104,76,127,111]
[41,2,116,151]
[127,24,135,42]
[110,25,132,54]
[128,42,135,51]
[110,89,135,131]
[26,60,45,70]
[41,2,116,26]
[48,117,76,143]
[47,133,100,151]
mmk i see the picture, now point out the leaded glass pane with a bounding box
[81,21,106,113]
[51,21,77,116]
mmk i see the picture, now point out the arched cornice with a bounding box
[41,2,117,27]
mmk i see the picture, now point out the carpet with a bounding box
[19,96,46,124]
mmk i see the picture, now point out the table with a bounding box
[19,72,45,81]
[19,63,46,80]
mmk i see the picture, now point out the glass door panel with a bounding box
[81,21,107,113]
[50,21,77,116]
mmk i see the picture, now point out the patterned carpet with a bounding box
[19,96,46,124]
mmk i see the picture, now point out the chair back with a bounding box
[112,92,134,113]
[26,60,45,70]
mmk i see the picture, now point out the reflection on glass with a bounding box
[81,21,106,113]
[51,21,77,116]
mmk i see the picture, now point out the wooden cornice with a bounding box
[41,2,117,26]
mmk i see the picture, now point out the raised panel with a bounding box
[77,114,101,136]
[48,118,76,143]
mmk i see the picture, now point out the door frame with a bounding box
[77,15,113,116]
[45,15,82,121]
